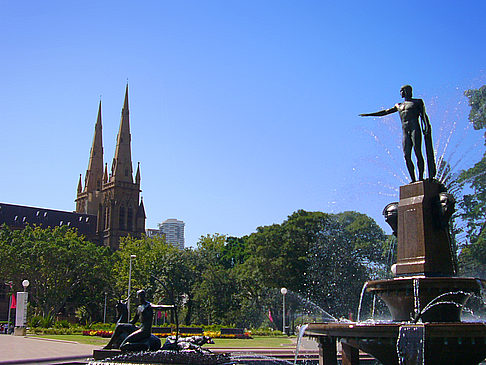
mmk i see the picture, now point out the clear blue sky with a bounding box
[1,1,485,246]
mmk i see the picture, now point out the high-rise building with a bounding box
[75,85,145,249]
[150,219,185,249]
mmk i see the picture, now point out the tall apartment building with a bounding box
[147,219,185,249]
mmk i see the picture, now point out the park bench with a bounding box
[152,327,172,335]
[220,328,245,335]
[178,327,204,335]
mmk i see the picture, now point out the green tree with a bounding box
[0,225,112,319]
[303,218,369,317]
[239,210,386,320]
[221,236,249,269]
[458,85,486,244]
[190,234,241,325]
[233,261,270,327]
[334,211,388,266]
[242,210,327,293]
[113,235,173,303]
[242,210,386,293]
[151,248,198,325]
[458,238,486,279]
[455,85,486,278]
[464,85,486,131]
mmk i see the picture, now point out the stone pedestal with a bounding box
[318,337,337,365]
[93,349,121,360]
[395,180,454,276]
[13,327,26,336]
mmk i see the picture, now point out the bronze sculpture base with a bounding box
[306,322,486,365]
[366,277,482,322]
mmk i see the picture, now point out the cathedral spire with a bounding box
[135,162,141,185]
[137,197,146,219]
[103,163,108,184]
[111,84,133,183]
[77,174,83,194]
[85,101,104,192]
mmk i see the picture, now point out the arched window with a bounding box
[127,206,133,231]
[98,204,103,232]
[105,206,109,229]
[119,206,125,230]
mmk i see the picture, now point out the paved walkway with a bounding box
[0,335,100,364]
[0,334,319,364]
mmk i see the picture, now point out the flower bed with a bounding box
[82,330,113,338]
[203,330,252,339]
[82,329,252,339]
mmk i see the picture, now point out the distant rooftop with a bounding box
[0,202,98,242]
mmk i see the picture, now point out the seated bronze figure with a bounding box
[104,290,161,352]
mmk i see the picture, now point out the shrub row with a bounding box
[82,329,252,339]
[27,319,279,337]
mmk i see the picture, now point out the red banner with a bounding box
[10,293,16,309]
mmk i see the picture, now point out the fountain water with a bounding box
[294,324,309,365]
[289,290,338,323]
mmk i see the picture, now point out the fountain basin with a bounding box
[305,322,486,365]
[366,277,482,322]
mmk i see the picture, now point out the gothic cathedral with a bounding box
[75,85,145,249]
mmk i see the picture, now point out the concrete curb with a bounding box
[0,354,91,365]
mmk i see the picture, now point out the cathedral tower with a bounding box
[75,101,104,217]
[76,85,146,249]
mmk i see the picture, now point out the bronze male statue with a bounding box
[360,85,436,182]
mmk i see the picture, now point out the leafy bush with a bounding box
[249,327,284,336]
[28,327,83,335]
[75,306,91,326]
[54,320,70,329]
[41,314,55,328]
[28,315,43,328]
[28,314,56,328]
[88,322,116,331]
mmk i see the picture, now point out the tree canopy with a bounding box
[240,210,387,318]
[0,210,388,327]
[0,225,112,319]
[457,85,486,278]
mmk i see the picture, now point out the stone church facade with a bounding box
[75,85,145,249]
[0,86,146,320]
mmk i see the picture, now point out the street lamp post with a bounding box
[7,294,12,333]
[281,287,287,335]
[4,281,13,334]
[127,254,136,315]
[103,292,107,323]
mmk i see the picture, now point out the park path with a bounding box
[0,334,319,364]
[0,335,99,364]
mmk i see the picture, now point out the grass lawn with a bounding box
[29,334,109,346]
[30,334,295,348]
[207,336,294,348]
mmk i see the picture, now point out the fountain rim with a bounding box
[304,322,486,339]
[365,276,484,292]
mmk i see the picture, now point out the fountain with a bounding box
[305,87,486,364]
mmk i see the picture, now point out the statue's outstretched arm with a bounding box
[360,106,397,117]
